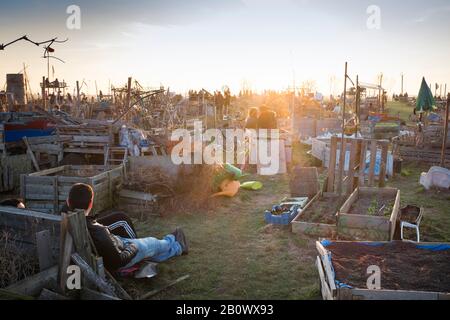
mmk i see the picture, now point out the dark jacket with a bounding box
[86,216,138,271]
[61,204,138,271]
[245,116,258,130]
[257,111,278,129]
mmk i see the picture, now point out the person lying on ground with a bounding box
[0,198,25,208]
[62,183,188,272]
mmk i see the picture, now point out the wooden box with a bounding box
[20,165,124,215]
[316,240,450,300]
[291,192,344,238]
[337,187,400,241]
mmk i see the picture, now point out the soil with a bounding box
[326,241,450,292]
[400,206,421,224]
[300,196,343,225]
[349,194,395,217]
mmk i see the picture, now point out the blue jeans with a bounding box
[118,234,182,269]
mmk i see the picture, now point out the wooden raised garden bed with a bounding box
[291,192,345,238]
[20,165,124,214]
[337,187,400,241]
[316,240,450,300]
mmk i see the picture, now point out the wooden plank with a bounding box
[6,265,58,297]
[347,139,358,194]
[321,253,336,296]
[80,287,121,300]
[339,188,359,213]
[350,288,440,300]
[327,136,338,192]
[71,253,117,297]
[23,137,40,171]
[26,135,59,144]
[119,189,157,202]
[23,176,55,185]
[390,190,401,241]
[338,213,390,231]
[104,269,133,300]
[64,148,105,154]
[67,210,94,268]
[378,142,389,187]
[316,256,333,300]
[28,165,66,177]
[36,230,53,271]
[368,140,377,187]
[38,288,69,300]
[336,138,347,195]
[59,213,73,294]
[0,206,62,222]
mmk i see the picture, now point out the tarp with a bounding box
[416,77,436,113]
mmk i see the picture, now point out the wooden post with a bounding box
[36,230,53,271]
[356,75,360,134]
[76,80,80,117]
[42,76,47,110]
[67,210,94,269]
[58,212,73,294]
[347,139,358,194]
[379,141,389,187]
[125,77,132,122]
[327,136,338,192]
[441,94,450,167]
[337,62,348,196]
[368,140,378,187]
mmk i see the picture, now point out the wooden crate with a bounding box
[337,187,400,241]
[316,241,450,300]
[292,192,343,238]
[21,165,124,215]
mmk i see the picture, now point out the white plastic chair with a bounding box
[400,207,424,242]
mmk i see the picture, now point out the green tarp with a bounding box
[416,77,436,113]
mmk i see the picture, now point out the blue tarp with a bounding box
[4,129,55,143]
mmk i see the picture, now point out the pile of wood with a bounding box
[57,125,114,155]
[0,207,131,300]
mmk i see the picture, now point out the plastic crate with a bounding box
[264,205,302,226]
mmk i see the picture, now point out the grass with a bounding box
[121,173,320,300]
[118,144,450,300]
[386,100,414,123]
[387,162,450,242]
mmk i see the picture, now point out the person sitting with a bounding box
[63,183,188,272]
[245,107,259,130]
[0,198,25,208]
[257,105,278,130]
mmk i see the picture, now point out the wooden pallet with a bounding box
[325,137,390,195]
[57,125,114,156]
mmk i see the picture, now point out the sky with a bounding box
[0,0,449,96]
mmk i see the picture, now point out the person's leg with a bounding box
[121,235,182,268]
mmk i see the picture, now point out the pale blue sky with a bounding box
[1,0,449,96]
